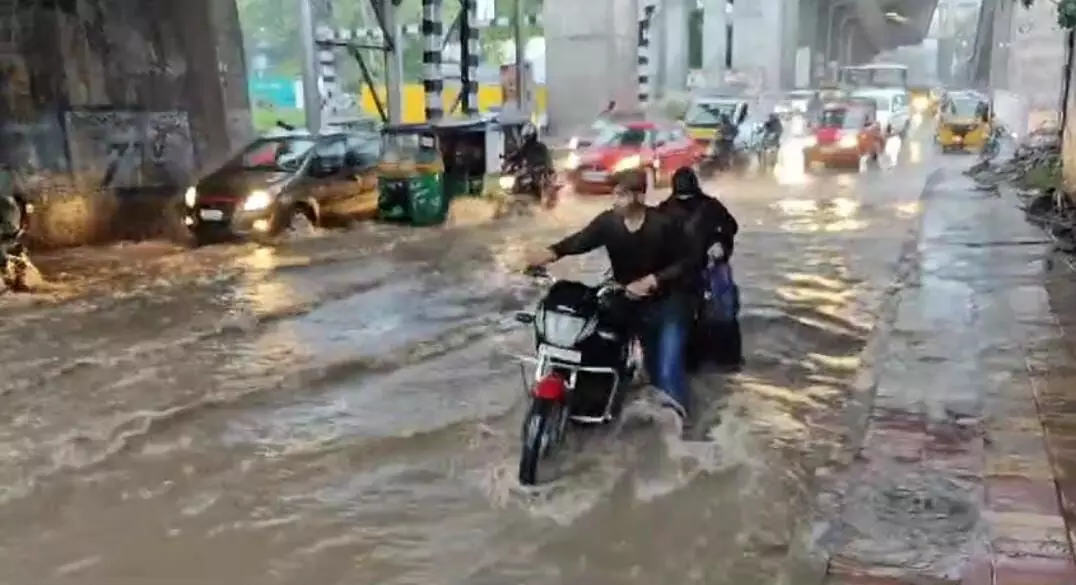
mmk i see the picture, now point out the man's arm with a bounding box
[549,211,608,258]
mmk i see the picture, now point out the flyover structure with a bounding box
[544,0,941,132]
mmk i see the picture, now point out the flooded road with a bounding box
[0,126,967,584]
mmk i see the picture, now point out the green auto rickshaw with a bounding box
[376,115,528,226]
[376,123,447,225]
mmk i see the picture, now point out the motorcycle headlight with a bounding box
[612,154,641,173]
[242,189,274,211]
[537,308,597,347]
[567,137,579,150]
[913,96,929,111]
[838,134,858,148]
[498,175,515,190]
[565,153,581,170]
[184,186,197,207]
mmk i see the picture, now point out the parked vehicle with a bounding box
[565,121,704,194]
[183,129,380,245]
[513,266,639,485]
[803,102,885,171]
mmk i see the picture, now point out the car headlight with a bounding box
[565,153,581,170]
[612,154,641,173]
[184,186,197,207]
[242,189,274,211]
[838,135,858,148]
[498,175,515,190]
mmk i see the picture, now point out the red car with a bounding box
[802,101,885,170]
[566,121,704,194]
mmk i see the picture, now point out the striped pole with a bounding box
[421,0,444,120]
[315,25,343,121]
[637,1,657,109]
[460,0,480,114]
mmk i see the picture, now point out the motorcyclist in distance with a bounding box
[712,113,739,170]
[762,113,784,146]
[524,174,699,420]
[504,122,554,204]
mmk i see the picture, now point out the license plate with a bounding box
[581,171,608,182]
[541,344,582,363]
[199,209,224,221]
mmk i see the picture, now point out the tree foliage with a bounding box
[1017,0,1076,29]
[238,0,543,86]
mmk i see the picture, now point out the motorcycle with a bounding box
[499,161,559,209]
[748,127,780,171]
[513,266,640,485]
[0,196,33,293]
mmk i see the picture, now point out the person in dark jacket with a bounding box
[525,174,700,419]
[659,167,742,371]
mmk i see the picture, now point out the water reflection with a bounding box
[773,196,868,233]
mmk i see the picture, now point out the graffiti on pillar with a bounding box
[63,109,195,190]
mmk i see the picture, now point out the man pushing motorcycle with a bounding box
[524,174,699,420]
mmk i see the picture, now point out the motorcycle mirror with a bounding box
[515,311,535,324]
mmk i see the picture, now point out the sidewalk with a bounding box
[815,172,1076,584]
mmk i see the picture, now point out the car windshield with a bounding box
[228,137,317,172]
[595,127,649,148]
[685,101,737,125]
[946,98,981,118]
[818,108,860,129]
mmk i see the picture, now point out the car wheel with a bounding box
[284,205,317,237]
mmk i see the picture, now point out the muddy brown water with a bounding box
[0,129,966,584]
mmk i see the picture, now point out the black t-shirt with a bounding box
[549,208,696,295]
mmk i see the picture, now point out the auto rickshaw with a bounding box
[936,92,992,153]
[377,123,448,225]
[682,96,748,145]
[376,115,527,226]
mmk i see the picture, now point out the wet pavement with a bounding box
[808,173,1076,584]
[0,123,976,585]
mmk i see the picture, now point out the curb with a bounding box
[774,169,941,585]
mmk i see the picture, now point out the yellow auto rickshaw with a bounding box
[936,92,992,153]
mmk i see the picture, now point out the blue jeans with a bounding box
[640,294,691,410]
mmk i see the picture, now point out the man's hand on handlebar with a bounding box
[522,248,556,271]
[625,274,658,298]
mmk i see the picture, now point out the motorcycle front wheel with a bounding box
[518,397,566,486]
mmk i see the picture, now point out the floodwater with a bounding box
[0,122,965,584]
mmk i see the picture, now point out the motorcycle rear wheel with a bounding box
[518,397,565,486]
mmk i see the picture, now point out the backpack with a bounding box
[702,260,739,323]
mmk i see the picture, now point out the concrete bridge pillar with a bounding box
[0,0,251,176]
[543,0,638,133]
[701,0,729,85]
[730,0,782,91]
[655,0,691,94]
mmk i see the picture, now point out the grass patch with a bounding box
[251,107,305,132]
[1018,162,1063,191]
